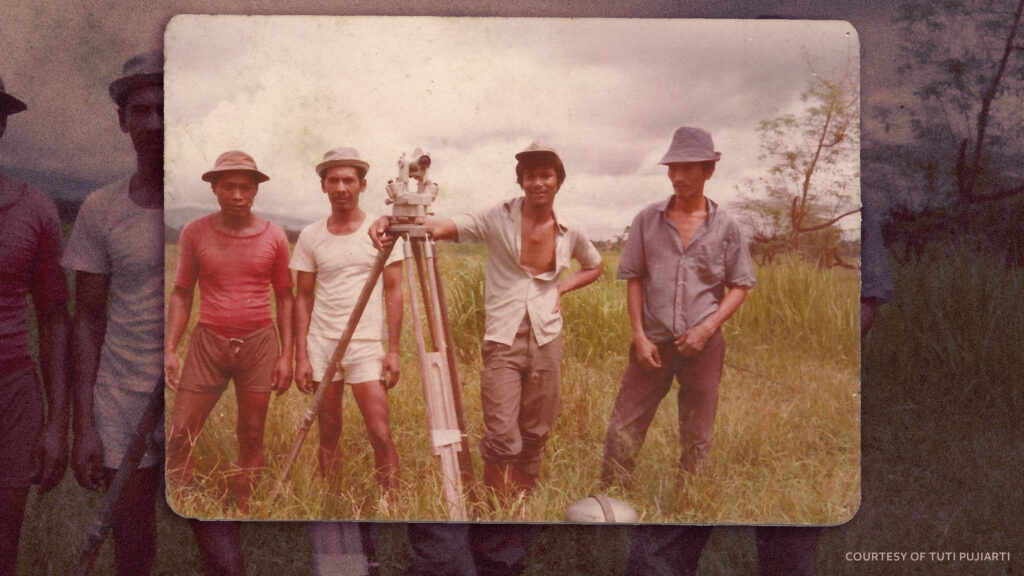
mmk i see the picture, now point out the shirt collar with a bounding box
[503,196,568,233]
[658,195,719,223]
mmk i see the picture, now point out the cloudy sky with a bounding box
[0,2,907,232]
[163,16,857,240]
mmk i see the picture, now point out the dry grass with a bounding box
[16,243,1022,575]
[165,244,860,524]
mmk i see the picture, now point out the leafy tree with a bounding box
[896,0,1024,210]
[735,57,860,266]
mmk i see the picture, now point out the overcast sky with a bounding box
[163,16,857,240]
[0,1,908,233]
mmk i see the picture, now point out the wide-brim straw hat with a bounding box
[316,146,369,178]
[201,150,270,184]
[0,76,27,115]
[109,50,163,106]
[659,126,722,164]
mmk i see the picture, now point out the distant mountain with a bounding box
[164,205,314,244]
[0,164,102,222]
[165,205,314,231]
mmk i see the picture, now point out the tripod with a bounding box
[271,223,472,521]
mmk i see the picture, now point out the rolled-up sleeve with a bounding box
[452,204,497,244]
[723,222,756,289]
[617,212,647,280]
[572,229,602,270]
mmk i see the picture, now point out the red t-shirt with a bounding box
[174,215,293,338]
[0,176,69,371]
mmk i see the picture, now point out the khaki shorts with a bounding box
[478,315,563,475]
[0,367,43,487]
[307,334,383,385]
[178,324,278,394]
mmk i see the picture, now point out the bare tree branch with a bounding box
[796,208,862,234]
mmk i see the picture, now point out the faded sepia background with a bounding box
[2,0,1021,574]
[162,16,860,524]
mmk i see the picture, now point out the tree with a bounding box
[735,57,861,266]
[896,0,1024,211]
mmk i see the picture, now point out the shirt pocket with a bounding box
[694,244,724,285]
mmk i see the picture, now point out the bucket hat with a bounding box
[109,50,163,106]
[201,150,270,184]
[659,126,721,164]
[316,147,369,178]
[0,76,27,115]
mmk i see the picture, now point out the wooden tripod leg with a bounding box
[270,242,395,505]
[403,239,467,521]
[421,238,476,488]
[411,240,440,349]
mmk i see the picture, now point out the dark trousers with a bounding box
[404,523,539,576]
[602,330,725,484]
[625,526,820,576]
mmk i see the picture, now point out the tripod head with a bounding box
[385,148,440,226]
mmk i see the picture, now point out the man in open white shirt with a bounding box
[371,142,602,576]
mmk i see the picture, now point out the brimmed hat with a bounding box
[316,147,369,178]
[515,141,562,163]
[109,50,163,106]
[659,126,721,164]
[201,150,270,184]
[0,76,27,115]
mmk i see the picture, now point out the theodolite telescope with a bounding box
[385,148,439,226]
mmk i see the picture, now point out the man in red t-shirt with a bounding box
[0,74,71,576]
[165,150,294,513]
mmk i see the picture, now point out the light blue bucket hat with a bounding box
[659,126,721,164]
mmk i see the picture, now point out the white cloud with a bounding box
[164,16,859,239]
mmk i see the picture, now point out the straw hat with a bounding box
[201,150,270,184]
[316,147,369,178]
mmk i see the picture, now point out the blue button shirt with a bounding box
[617,196,756,344]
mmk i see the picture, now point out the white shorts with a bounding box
[307,335,384,385]
[94,385,164,469]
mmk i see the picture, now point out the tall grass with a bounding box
[18,241,1021,575]
[165,243,859,525]
[731,255,859,361]
[865,243,1024,411]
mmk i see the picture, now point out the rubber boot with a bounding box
[511,468,538,495]
[483,463,516,502]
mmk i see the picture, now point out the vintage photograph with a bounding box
[4,0,1022,573]
[162,15,861,523]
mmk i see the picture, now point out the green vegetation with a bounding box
[164,243,859,524]
[17,242,1022,575]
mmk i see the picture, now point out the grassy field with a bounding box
[15,242,1023,575]
[164,242,860,524]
